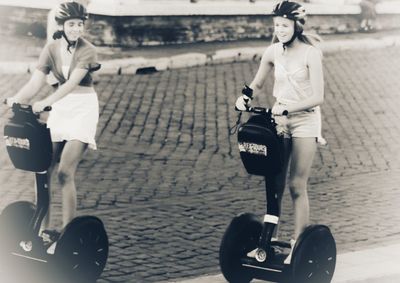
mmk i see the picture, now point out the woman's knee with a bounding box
[288,177,307,200]
[57,168,74,185]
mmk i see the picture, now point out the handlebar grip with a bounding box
[43,106,52,112]
[282,110,288,116]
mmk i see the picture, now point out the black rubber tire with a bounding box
[52,215,109,283]
[290,225,336,283]
[219,213,263,283]
[0,201,36,248]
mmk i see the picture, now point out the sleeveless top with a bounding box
[273,42,315,105]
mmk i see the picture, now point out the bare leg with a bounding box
[57,140,87,227]
[288,137,317,239]
[39,142,63,233]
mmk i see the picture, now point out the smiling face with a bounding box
[63,18,84,42]
[273,16,295,44]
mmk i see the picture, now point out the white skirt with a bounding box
[47,92,99,150]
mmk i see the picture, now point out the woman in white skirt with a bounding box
[7,2,100,239]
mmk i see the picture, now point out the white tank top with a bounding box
[62,65,70,79]
[273,43,315,105]
[60,45,74,80]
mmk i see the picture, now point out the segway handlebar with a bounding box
[4,99,52,115]
[235,106,288,116]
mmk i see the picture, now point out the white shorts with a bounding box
[274,109,319,138]
[274,106,325,144]
[47,92,99,150]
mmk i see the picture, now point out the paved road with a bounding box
[0,46,400,282]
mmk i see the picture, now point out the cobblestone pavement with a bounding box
[0,46,400,282]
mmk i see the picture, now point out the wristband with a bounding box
[242,84,253,99]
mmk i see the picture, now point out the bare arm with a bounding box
[235,45,274,111]
[11,70,47,103]
[32,68,89,112]
[249,45,274,95]
[286,47,324,113]
[41,68,88,105]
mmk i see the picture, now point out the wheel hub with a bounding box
[255,248,267,262]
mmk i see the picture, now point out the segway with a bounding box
[0,103,109,283]
[219,106,336,283]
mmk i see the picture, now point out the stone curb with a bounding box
[1,35,400,75]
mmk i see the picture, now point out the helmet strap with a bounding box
[61,32,77,53]
[282,33,297,50]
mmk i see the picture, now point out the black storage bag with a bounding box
[4,105,52,172]
[237,114,283,176]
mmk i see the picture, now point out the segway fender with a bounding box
[219,213,262,283]
[290,225,336,283]
[52,215,109,283]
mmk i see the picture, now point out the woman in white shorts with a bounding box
[236,0,325,264]
[7,2,100,237]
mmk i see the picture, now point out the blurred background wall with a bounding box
[0,0,399,47]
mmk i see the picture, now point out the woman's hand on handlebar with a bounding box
[32,100,51,113]
[271,104,288,116]
[235,95,252,111]
[4,97,19,108]
[235,84,254,111]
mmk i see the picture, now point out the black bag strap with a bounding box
[229,112,242,135]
